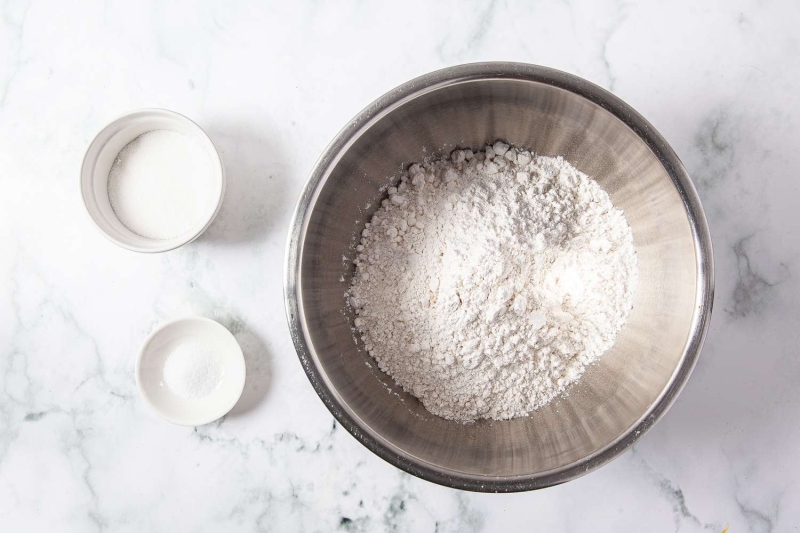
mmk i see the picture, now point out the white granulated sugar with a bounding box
[162,340,225,399]
[107,130,213,240]
[348,142,638,422]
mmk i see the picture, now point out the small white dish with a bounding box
[136,316,246,426]
[80,108,225,253]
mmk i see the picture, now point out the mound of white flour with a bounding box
[348,142,637,421]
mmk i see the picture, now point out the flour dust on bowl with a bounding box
[285,63,714,492]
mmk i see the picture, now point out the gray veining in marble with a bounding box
[2,0,800,531]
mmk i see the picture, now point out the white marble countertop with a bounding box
[1,1,798,531]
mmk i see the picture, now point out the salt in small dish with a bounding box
[136,316,246,426]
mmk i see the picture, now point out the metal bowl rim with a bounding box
[283,61,714,492]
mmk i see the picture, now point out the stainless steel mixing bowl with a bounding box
[284,62,713,492]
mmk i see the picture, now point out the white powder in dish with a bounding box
[107,129,213,240]
[162,340,225,399]
[348,141,638,422]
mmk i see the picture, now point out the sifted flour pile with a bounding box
[347,141,637,422]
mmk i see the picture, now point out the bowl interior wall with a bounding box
[299,79,696,478]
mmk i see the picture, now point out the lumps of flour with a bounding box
[347,142,638,422]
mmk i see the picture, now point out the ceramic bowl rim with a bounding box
[134,315,246,427]
[79,107,226,254]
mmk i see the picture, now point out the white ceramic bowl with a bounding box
[80,108,225,253]
[135,316,246,426]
